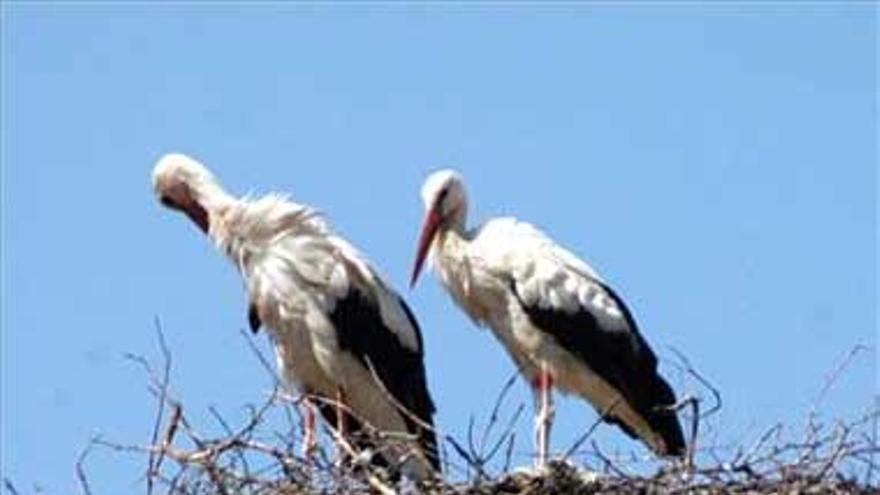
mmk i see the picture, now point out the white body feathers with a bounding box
[153,154,437,477]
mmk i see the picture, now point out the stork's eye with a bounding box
[433,187,450,212]
[160,195,174,207]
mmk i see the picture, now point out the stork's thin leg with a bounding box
[533,362,555,468]
[334,387,347,468]
[301,398,317,459]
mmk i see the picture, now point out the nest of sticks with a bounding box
[56,328,877,495]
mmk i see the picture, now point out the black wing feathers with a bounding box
[511,279,685,456]
[599,282,685,456]
[248,303,261,334]
[329,288,440,470]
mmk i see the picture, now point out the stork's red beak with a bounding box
[410,208,442,288]
[159,184,210,234]
[183,200,210,234]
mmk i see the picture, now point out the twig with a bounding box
[478,372,519,455]
[165,465,187,495]
[2,479,21,495]
[75,437,97,495]
[563,397,622,462]
[741,423,783,467]
[868,396,878,487]
[466,415,479,475]
[154,403,182,476]
[483,403,525,466]
[360,355,488,477]
[239,328,310,449]
[208,404,250,474]
[666,395,700,471]
[238,327,284,389]
[321,420,397,495]
[811,344,868,413]
[669,347,722,419]
[503,432,517,473]
[589,440,628,477]
[147,318,173,495]
[816,423,853,480]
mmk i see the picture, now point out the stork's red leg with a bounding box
[532,362,555,468]
[301,397,317,459]
[334,387,347,467]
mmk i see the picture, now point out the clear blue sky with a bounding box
[1,3,875,493]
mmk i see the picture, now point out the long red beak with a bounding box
[410,208,442,288]
[160,186,210,235]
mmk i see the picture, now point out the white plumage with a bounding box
[411,169,685,465]
[153,154,438,478]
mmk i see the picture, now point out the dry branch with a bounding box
[67,329,878,495]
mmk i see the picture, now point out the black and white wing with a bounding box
[323,236,440,470]
[240,206,439,472]
[477,218,685,456]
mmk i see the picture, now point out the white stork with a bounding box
[410,169,685,466]
[152,153,439,479]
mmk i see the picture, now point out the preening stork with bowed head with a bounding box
[410,169,686,466]
[152,153,439,479]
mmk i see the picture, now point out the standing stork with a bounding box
[409,169,685,466]
[152,153,439,479]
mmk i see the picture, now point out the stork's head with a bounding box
[152,153,223,234]
[410,169,468,287]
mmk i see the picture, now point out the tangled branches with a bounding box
[64,325,877,495]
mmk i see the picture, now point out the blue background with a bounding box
[2,3,875,492]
